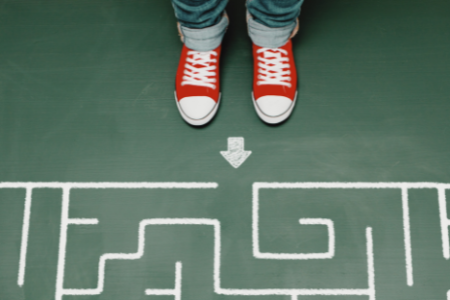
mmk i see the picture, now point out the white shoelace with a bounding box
[182,50,218,89]
[256,48,291,87]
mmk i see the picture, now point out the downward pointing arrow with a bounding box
[220,137,252,169]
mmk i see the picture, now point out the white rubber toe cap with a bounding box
[255,95,293,117]
[179,96,216,120]
[252,93,297,124]
[175,94,220,126]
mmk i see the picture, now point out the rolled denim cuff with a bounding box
[178,13,229,52]
[247,12,298,48]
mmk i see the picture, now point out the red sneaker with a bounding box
[175,45,221,126]
[252,40,297,124]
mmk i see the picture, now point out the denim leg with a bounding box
[247,0,304,48]
[172,0,229,51]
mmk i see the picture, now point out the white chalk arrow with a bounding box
[220,137,252,169]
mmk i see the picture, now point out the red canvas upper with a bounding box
[252,40,297,101]
[175,44,221,102]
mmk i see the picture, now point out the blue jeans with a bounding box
[172,0,304,51]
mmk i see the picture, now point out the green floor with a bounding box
[1,0,450,299]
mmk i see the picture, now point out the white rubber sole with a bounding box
[175,91,221,126]
[252,91,298,124]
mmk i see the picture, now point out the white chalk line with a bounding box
[253,182,450,189]
[61,219,217,297]
[59,218,375,298]
[6,181,449,295]
[219,227,375,297]
[252,183,375,297]
[56,187,71,300]
[67,218,99,225]
[175,262,182,300]
[145,261,182,299]
[366,228,376,300]
[17,187,32,287]
[253,182,450,288]
[256,218,335,260]
[51,183,217,300]
[3,182,217,288]
[0,182,218,189]
[438,188,450,260]
[401,188,413,286]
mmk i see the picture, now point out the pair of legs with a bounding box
[172,0,304,125]
[172,0,304,50]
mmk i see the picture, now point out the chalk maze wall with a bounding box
[3,182,450,300]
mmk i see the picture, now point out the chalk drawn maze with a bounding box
[2,181,450,300]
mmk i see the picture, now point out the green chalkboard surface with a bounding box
[1,0,450,300]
